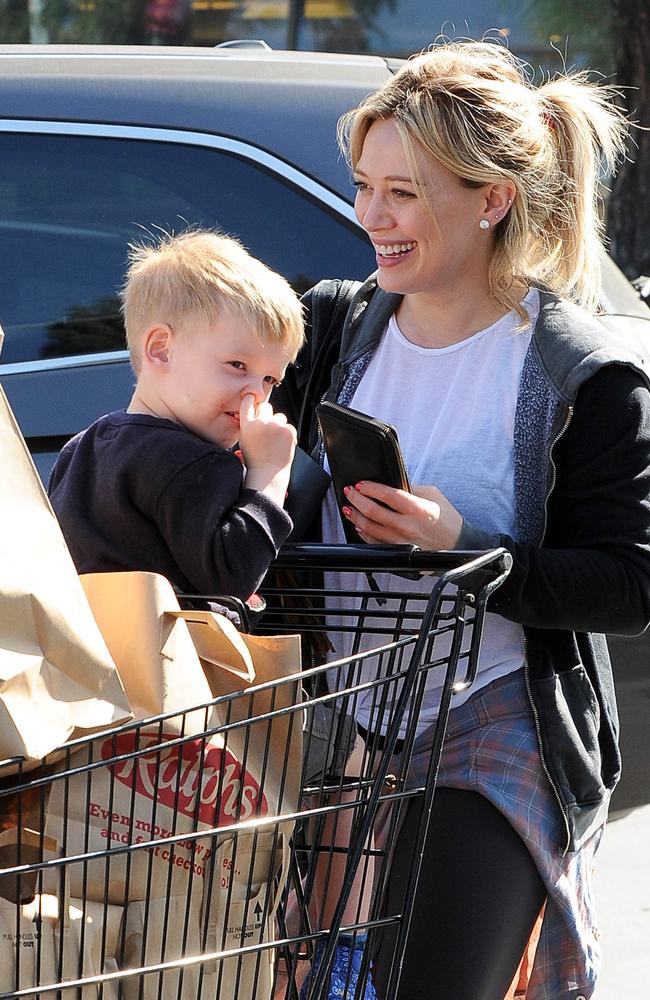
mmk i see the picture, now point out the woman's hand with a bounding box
[341,481,463,550]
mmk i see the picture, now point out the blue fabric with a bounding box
[299,933,378,1000]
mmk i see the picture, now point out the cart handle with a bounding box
[273,542,512,580]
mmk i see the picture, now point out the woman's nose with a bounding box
[356,191,393,231]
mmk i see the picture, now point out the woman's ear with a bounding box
[484,181,516,225]
[143,324,172,367]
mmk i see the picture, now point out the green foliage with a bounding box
[515,0,617,74]
[353,0,397,29]
[39,0,148,44]
[0,0,30,42]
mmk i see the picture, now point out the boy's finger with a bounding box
[240,394,257,423]
[256,401,274,421]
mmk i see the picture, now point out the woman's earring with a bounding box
[479,219,490,230]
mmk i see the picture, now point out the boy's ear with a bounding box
[143,324,172,367]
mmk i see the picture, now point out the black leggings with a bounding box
[374,787,547,1000]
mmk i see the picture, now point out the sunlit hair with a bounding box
[338,40,629,316]
[121,229,304,373]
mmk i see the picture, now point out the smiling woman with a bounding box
[351,116,512,343]
[274,37,650,1000]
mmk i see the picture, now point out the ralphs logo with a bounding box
[99,732,268,824]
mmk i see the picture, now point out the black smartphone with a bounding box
[316,401,412,543]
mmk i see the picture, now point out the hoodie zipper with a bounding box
[523,403,574,857]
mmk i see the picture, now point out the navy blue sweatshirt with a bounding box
[48,411,292,600]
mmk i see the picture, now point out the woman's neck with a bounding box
[394,286,523,349]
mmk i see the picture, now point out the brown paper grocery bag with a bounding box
[0,385,131,762]
[0,893,123,998]
[172,612,302,1000]
[0,826,58,903]
[80,573,304,822]
[43,572,302,901]
[41,571,302,998]
[198,829,291,1000]
[42,573,223,905]
[176,608,304,819]
[119,832,291,1000]
[79,571,217,723]
[121,894,205,1000]
[167,604,302,1000]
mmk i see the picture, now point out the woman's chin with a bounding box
[375,268,403,292]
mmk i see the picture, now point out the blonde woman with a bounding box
[276,40,650,1000]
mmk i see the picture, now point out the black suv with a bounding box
[0,44,648,812]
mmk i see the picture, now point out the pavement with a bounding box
[592,804,650,997]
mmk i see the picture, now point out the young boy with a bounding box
[48,229,304,602]
[50,229,374,1000]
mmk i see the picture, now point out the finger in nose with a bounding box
[241,380,267,405]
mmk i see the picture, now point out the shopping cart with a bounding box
[0,543,511,1000]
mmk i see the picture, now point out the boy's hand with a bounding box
[239,394,296,508]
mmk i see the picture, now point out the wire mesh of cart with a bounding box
[0,543,510,1000]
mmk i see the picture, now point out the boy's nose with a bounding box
[241,378,267,405]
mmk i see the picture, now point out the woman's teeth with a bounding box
[377,242,415,256]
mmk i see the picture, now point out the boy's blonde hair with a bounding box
[338,41,629,316]
[121,230,304,373]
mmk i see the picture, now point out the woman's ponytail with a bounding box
[536,76,628,310]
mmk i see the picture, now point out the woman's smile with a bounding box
[373,240,418,266]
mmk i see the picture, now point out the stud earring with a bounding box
[479,219,490,230]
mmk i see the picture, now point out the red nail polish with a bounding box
[343,485,351,496]
[342,506,352,517]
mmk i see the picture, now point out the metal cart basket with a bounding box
[0,543,510,1000]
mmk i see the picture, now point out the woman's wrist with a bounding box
[454,517,501,551]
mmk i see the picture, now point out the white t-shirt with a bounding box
[322,291,539,736]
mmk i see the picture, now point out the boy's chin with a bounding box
[187,416,238,450]
[190,425,236,450]
[209,433,238,450]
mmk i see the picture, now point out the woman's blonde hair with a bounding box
[338,41,630,315]
[121,229,304,373]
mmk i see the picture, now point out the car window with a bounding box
[0,132,373,366]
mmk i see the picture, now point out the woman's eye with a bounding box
[263,375,280,386]
[393,188,415,199]
[352,179,369,192]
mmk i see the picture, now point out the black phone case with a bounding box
[316,401,412,544]
[284,446,331,542]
